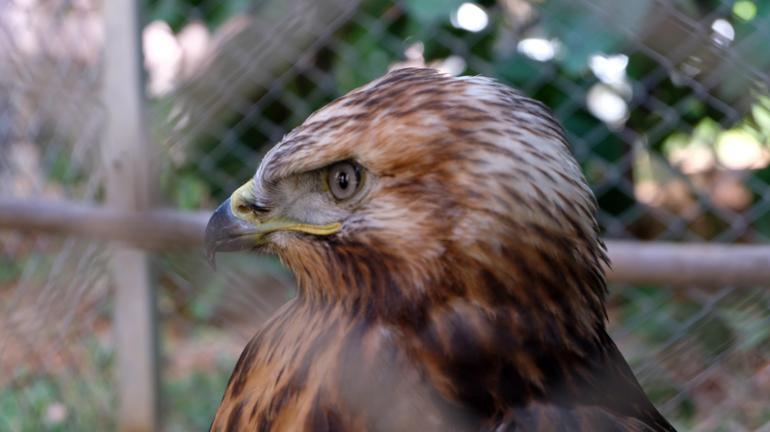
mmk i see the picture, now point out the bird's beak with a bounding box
[204,182,341,267]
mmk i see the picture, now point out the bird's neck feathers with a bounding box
[278,225,612,413]
[281,217,609,347]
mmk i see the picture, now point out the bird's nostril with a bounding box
[236,204,249,214]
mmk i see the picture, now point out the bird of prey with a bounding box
[205,67,675,431]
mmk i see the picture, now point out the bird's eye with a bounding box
[327,161,362,201]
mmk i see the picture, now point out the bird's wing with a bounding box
[494,401,661,432]
[497,332,676,431]
[576,333,676,431]
[409,300,676,431]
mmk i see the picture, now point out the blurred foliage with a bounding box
[147,0,770,241]
[612,285,770,429]
[146,0,253,31]
[0,256,21,285]
[4,0,769,430]
[135,0,770,428]
[0,333,234,432]
[0,341,115,431]
[163,362,234,431]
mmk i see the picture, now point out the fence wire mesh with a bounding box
[1,0,769,430]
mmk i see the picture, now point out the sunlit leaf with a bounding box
[752,97,770,134]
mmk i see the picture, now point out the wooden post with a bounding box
[102,1,159,430]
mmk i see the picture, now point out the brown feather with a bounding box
[209,68,675,431]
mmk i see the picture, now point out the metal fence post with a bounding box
[102,0,159,430]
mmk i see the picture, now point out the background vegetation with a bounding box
[1,0,768,430]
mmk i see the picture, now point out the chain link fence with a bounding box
[1,0,769,430]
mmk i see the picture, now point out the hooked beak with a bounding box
[204,182,342,267]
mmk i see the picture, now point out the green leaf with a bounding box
[402,0,463,23]
[752,96,770,134]
[540,0,652,74]
[173,173,210,210]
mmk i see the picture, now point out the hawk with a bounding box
[204,67,675,431]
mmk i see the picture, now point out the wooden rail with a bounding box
[0,198,207,250]
[1,198,768,288]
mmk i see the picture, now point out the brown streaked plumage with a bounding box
[205,67,675,431]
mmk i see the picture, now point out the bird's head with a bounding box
[206,68,607,327]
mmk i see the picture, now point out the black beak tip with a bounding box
[204,198,233,270]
